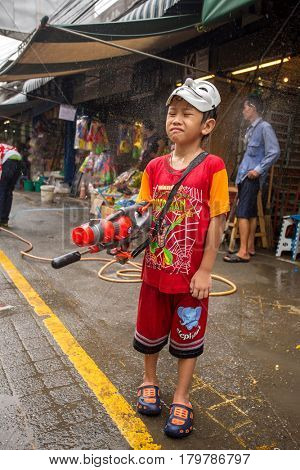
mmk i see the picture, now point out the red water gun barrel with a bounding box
[71,215,133,247]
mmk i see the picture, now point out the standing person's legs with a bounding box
[173,357,197,405]
[134,283,171,416]
[224,178,259,262]
[3,183,14,224]
[1,161,21,224]
[165,295,208,437]
[142,353,160,386]
[237,218,250,259]
[248,217,257,255]
[170,295,208,406]
[0,178,10,223]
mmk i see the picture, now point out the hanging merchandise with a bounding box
[79,151,94,174]
[93,150,116,186]
[132,121,143,160]
[87,119,110,154]
[96,124,109,154]
[117,123,132,156]
[74,115,89,150]
[75,116,110,153]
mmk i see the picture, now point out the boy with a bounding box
[134,78,230,438]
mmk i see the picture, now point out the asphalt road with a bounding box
[0,191,299,450]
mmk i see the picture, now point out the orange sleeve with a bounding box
[136,169,152,203]
[209,168,230,218]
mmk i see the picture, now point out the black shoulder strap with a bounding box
[155,151,208,228]
[131,151,208,258]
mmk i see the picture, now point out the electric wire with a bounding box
[54,0,91,24]
[76,0,123,25]
[73,1,107,25]
[50,0,81,22]
[51,0,102,25]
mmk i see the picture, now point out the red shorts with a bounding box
[133,282,209,359]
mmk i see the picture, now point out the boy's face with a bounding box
[166,97,215,145]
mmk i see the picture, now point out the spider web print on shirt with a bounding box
[146,185,203,275]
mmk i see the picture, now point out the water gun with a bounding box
[52,202,151,269]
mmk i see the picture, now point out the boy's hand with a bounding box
[190,268,212,299]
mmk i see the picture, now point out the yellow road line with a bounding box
[0,250,160,450]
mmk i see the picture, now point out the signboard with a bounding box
[59,104,77,121]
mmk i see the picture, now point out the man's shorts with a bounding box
[133,282,209,359]
[236,177,260,219]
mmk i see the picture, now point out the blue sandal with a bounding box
[164,403,193,438]
[137,385,162,416]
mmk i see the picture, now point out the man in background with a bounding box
[224,94,280,263]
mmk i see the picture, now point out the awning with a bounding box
[201,0,255,25]
[0,76,55,119]
[1,77,53,105]
[0,99,55,120]
[118,0,181,22]
[0,14,202,82]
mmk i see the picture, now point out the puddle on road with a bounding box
[0,394,36,450]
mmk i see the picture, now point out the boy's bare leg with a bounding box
[140,353,160,386]
[248,217,257,254]
[173,357,197,405]
[237,218,250,259]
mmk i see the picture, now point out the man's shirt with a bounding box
[236,118,280,185]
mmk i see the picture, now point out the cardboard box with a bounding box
[101,205,116,218]
[90,194,105,216]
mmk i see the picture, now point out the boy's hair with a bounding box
[201,106,219,124]
[245,94,264,114]
[201,105,219,142]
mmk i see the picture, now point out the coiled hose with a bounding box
[0,227,237,296]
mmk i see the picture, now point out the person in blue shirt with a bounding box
[224,94,280,262]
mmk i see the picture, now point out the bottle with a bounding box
[79,182,86,199]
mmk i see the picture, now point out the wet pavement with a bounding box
[0,190,299,450]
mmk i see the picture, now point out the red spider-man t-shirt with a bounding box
[137,153,230,294]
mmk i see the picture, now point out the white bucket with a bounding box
[41,185,55,203]
[54,187,70,200]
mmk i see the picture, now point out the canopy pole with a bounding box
[52,25,209,75]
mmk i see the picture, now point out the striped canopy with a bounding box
[118,0,181,22]
[0,0,255,82]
